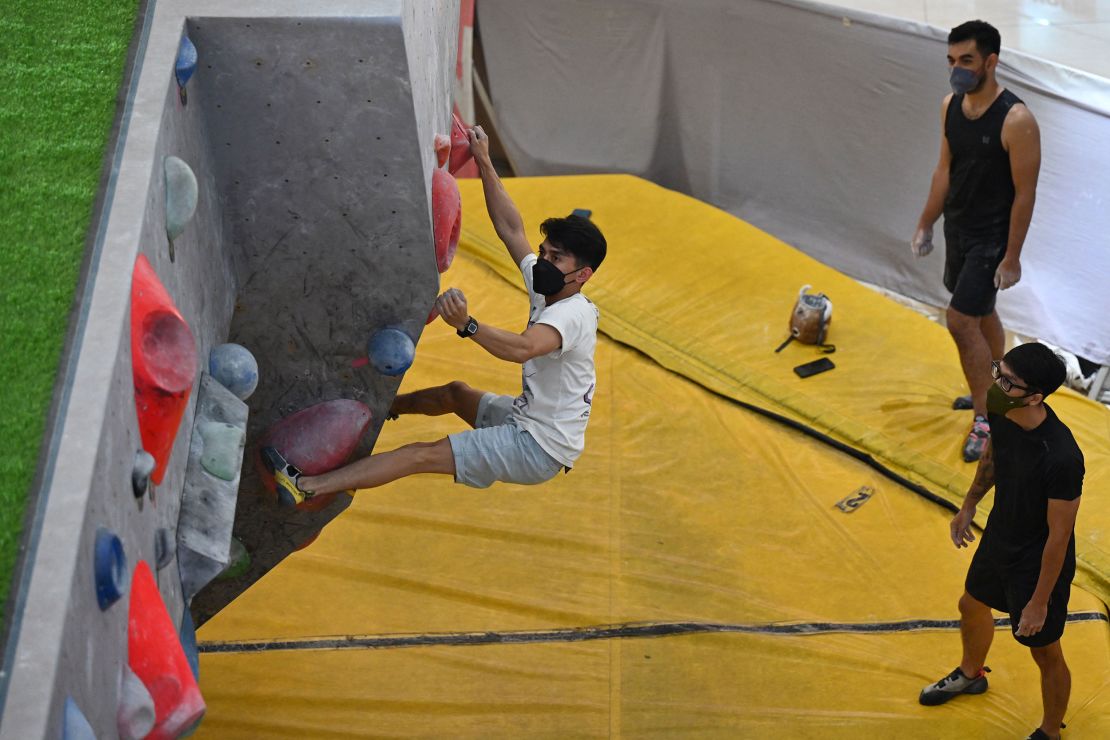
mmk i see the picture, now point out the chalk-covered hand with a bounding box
[911,226,934,258]
[435,288,468,329]
[1016,599,1047,637]
[950,506,976,549]
[994,257,1021,290]
[468,126,490,162]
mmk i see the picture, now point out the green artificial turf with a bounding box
[0,1,139,616]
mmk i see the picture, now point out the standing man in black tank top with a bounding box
[911,20,1042,463]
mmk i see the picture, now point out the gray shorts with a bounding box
[448,394,563,489]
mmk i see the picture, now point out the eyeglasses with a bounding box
[991,361,1034,394]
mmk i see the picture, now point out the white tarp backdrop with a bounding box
[477,0,1110,365]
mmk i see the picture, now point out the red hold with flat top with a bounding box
[130,254,197,484]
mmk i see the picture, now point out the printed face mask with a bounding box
[986,383,1031,416]
[532,258,583,296]
[949,65,981,94]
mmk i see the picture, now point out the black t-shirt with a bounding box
[984,404,1084,572]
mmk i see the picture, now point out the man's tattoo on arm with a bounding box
[967,442,995,502]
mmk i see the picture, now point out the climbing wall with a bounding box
[0,2,461,738]
[185,11,461,622]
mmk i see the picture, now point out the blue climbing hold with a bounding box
[63,697,96,740]
[179,606,200,681]
[176,34,198,90]
[175,34,197,105]
[367,328,415,376]
[94,528,127,611]
[208,343,259,400]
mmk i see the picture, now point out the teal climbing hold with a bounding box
[164,156,198,259]
[199,421,245,481]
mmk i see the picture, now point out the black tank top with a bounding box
[943,89,1023,235]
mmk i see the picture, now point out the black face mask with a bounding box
[532,258,583,296]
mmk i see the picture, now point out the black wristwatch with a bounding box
[457,316,479,338]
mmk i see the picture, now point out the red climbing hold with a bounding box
[432,168,461,273]
[434,133,451,169]
[127,561,206,739]
[131,254,197,484]
[257,399,372,510]
[448,112,474,175]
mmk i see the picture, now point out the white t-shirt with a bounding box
[510,253,599,467]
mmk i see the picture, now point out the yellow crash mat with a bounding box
[197,176,1109,737]
[456,176,1110,605]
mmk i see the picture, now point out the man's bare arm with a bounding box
[434,288,560,364]
[916,95,954,231]
[1016,495,1080,637]
[469,127,533,266]
[965,437,996,506]
[996,105,1041,289]
[951,438,994,547]
[1031,497,1080,605]
[469,322,561,364]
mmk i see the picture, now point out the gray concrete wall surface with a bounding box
[188,5,459,621]
[0,1,459,737]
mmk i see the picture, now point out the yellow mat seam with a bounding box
[197,611,1110,654]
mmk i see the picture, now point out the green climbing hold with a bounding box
[218,537,251,580]
[198,421,244,481]
[164,155,198,250]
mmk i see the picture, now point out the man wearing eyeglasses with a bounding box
[919,343,1083,740]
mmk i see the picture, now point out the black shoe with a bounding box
[919,666,990,706]
[952,394,973,410]
[1025,724,1065,740]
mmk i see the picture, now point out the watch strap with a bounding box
[457,316,478,338]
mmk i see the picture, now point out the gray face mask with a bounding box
[949,66,981,94]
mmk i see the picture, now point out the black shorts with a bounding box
[943,226,1007,317]
[965,531,1075,648]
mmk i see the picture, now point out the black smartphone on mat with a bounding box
[794,357,835,378]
